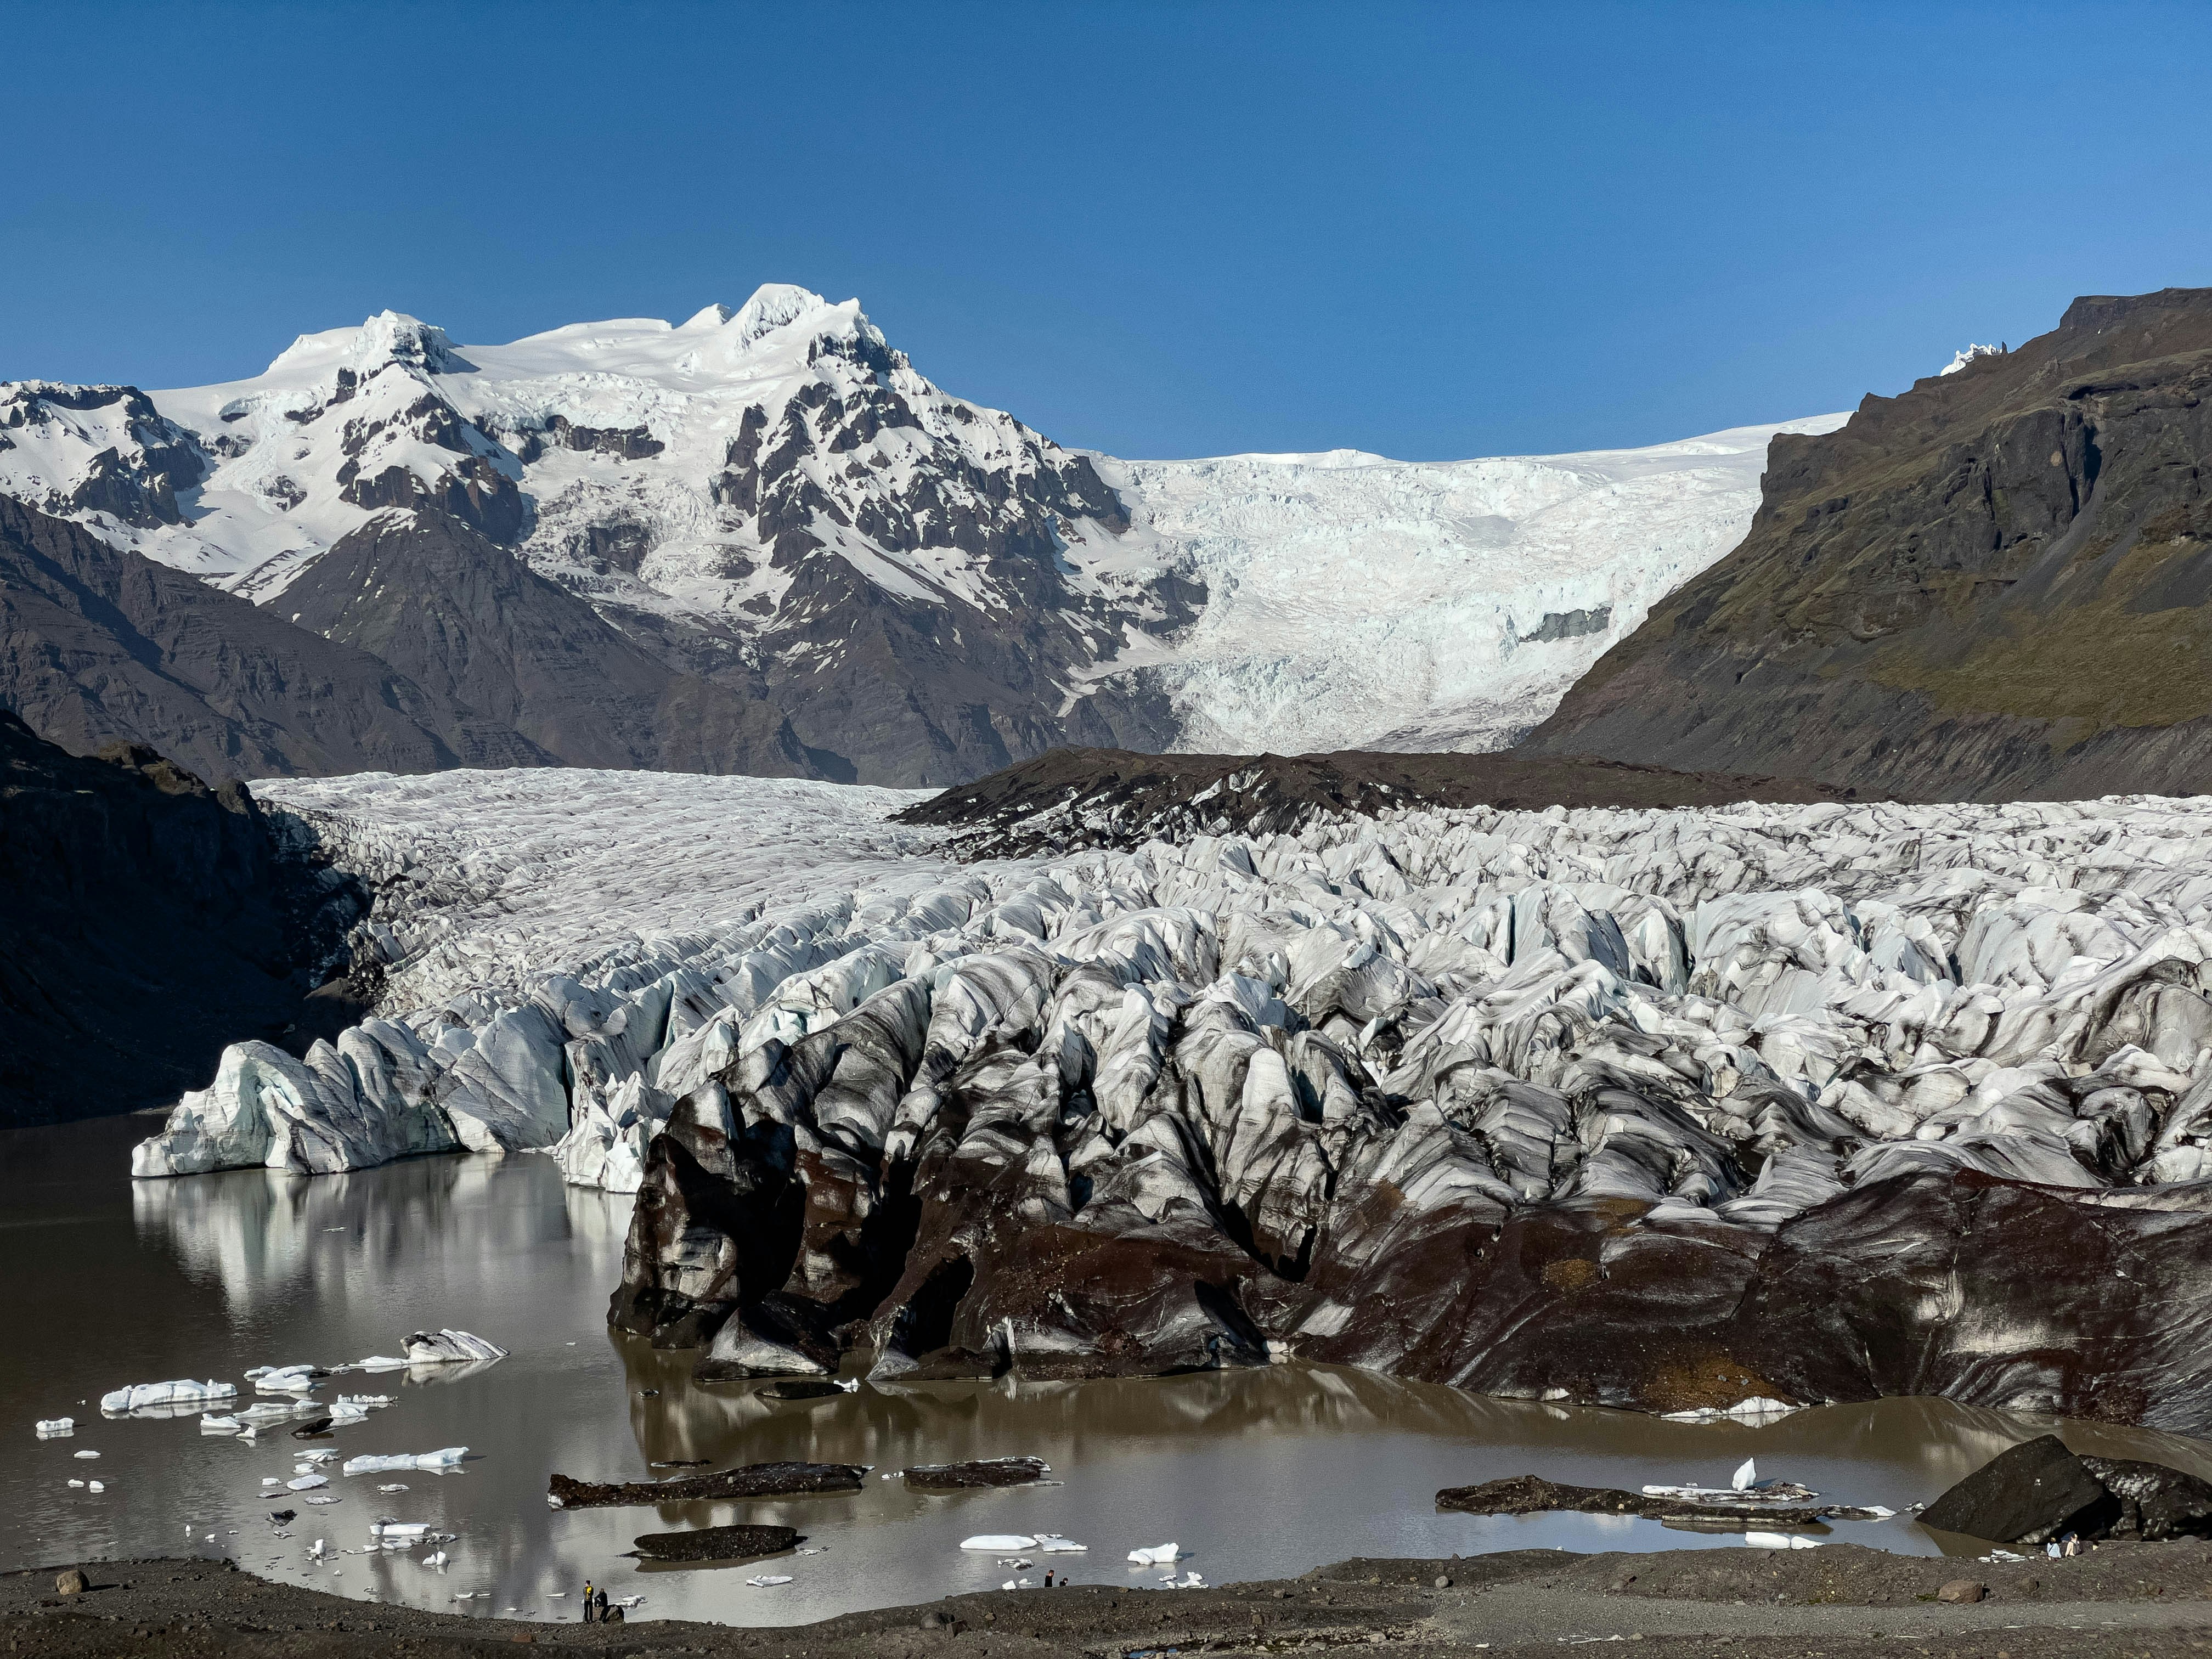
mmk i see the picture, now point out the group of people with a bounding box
[578,1581,620,1623]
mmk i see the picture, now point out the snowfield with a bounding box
[1092,416,1848,754]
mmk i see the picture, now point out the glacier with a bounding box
[122,763,2212,1428]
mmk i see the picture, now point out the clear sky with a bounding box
[7,2,2211,461]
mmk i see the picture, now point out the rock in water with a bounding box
[547,1462,866,1509]
[629,1524,800,1562]
[901,1457,1051,1489]
[1435,1474,1832,1528]
[1919,1436,2118,1543]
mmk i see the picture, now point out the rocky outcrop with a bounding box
[1527,286,2212,799]
[280,509,818,777]
[0,712,362,1127]
[0,495,546,781]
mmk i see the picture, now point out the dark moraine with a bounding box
[1436,1474,1833,1528]
[630,1524,802,1563]
[895,743,1860,856]
[901,1457,1051,1489]
[547,1462,865,1509]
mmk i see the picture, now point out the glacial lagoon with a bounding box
[12,1113,2212,1628]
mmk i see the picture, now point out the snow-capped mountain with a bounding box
[0,284,1838,780]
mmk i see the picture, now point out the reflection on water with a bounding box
[8,1115,2212,1628]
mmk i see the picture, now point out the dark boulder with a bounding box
[1919,1436,2119,1544]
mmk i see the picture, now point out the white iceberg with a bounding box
[74,1450,100,1460]
[371,1521,430,1539]
[744,1575,792,1588]
[961,1534,1037,1551]
[253,1366,323,1394]
[1744,1532,1822,1550]
[402,1330,507,1364]
[422,1550,448,1568]
[287,1473,330,1491]
[1034,1534,1088,1552]
[200,1415,243,1434]
[100,1380,236,1413]
[1731,1458,1756,1492]
[342,1448,468,1475]
[1127,1543,1183,1565]
[35,1418,74,1436]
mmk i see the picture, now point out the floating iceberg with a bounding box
[422,1550,448,1568]
[961,1534,1038,1551]
[1733,1458,1757,1492]
[35,1418,74,1436]
[343,1448,469,1475]
[253,1366,323,1394]
[199,1415,243,1434]
[371,1521,430,1539]
[1035,1534,1088,1552]
[746,1575,792,1588]
[1661,1398,1802,1424]
[1744,1532,1822,1550]
[286,1474,330,1491]
[1127,1543,1183,1565]
[101,1380,236,1413]
[402,1330,507,1365]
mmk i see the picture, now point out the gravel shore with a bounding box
[12,1543,2212,1657]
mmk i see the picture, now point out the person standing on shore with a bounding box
[582,1579,596,1622]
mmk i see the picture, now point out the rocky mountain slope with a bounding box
[0,713,361,1127]
[1,289,1834,783]
[1526,286,2212,799]
[131,766,2212,1433]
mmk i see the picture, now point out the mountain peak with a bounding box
[267,310,472,379]
[726,284,831,347]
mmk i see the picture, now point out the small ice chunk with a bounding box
[100,1380,236,1413]
[1035,1534,1088,1552]
[88,1481,105,1492]
[744,1575,791,1588]
[400,1330,507,1364]
[201,1415,244,1434]
[1743,1532,1821,1550]
[74,1450,100,1460]
[35,1418,74,1436]
[1731,1458,1756,1492]
[286,1474,330,1491]
[371,1522,430,1538]
[961,1534,1038,1551]
[67,1479,85,1489]
[422,1550,448,1568]
[376,1483,410,1493]
[1127,1543,1183,1565]
[342,1448,468,1475]
[255,1366,322,1395]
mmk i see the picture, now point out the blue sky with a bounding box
[7,2,2211,460]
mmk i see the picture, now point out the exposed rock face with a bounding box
[1528,286,2212,799]
[0,495,545,781]
[280,510,815,777]
[0,712,360,1127]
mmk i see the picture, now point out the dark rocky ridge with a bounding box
[0,711,363,1127]
[0,495,546,782]
[894,744,1861,856]
[1527,286,2212,799]
[281,510,821,777]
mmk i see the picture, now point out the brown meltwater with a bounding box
[5,1114,2208,1627]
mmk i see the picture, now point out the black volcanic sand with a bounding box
[897,746,1864,856]
[18,1545,2212,1657]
